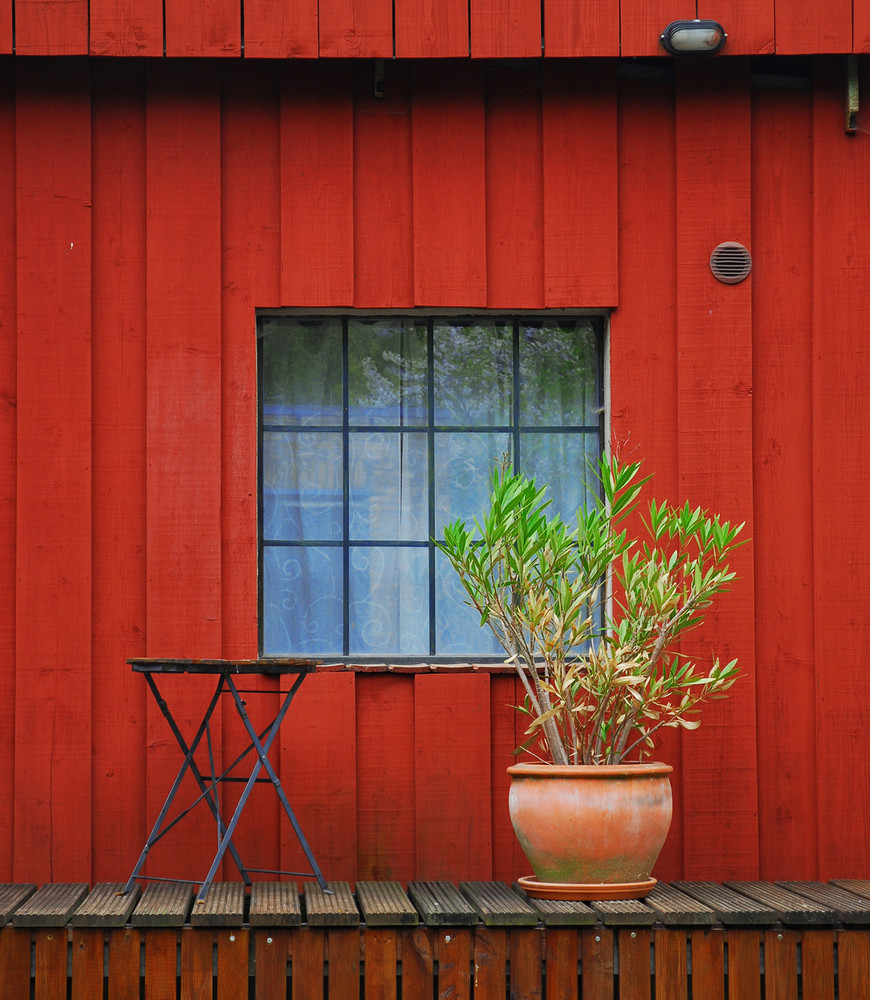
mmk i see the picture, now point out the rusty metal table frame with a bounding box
[122,658,328,904]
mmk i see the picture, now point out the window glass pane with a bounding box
[348,318,428,426]
[263,546,343,654]
[433,319,513,426]
[349,546,429,654]
[263,431,343,542]
[434,432,512,535]
[520,433,601,530]
[435,550,504,656]
[261,318,343,426]
[520,320,599,426]
[350,431,428,541]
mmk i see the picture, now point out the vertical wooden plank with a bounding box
[89,0,163,55]
[365,928,397,1000]
[484,65,544,309]
[491,675,525,882]
[411,63,487,308]
[108,928,141,1000]
[762,930,797,1000]
[725,931,761,1000]
[356,673,417,882]
[72,929,105,1000]
[217,929,249,1000]
[542,62,618,309]
[255,929,290,1000]
[145,61,223,880]
[15,0,88,53]
[835,931,870,1000]
[244,0,317,56]
[181,927,213,1000]
[291,928,325,1000]
[395,0,468,56]
[438,929,472,1000]
[620,0,693,57]
[327,929,359,1000]
[91,60,149,884]
[856,4,870,51]
[697,0,774,55]
[799,931,835,1000]
[164,0,241,55]
[319,0,392,56]
[15,59,92,884]
[674,59,758,880]
[543,0,618,55]
[415,674,492,880]
[220,61,282,878]
[610,72,683,879]
[653,929,686,999]
[510,929,542,1000]
[144,929,178,1000]
[0,926,31,1000]
[34,929,67,999]
[689,929,724,1000]
[750,82,817,879]
[353,61,414,309]
[546,929,578,1000]
[402,927,435,1000]
[774,0,851,53]
[580,928,613,1000]
[281,62,354,308]
[618,930,650,999]
[0,59,15,881]
[812,58,870,879]
[281,672,358,883]
[474,927,507,1000]
[470,0,540,57]
[0,0,11,50]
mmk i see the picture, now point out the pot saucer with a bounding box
[517,875,657,900]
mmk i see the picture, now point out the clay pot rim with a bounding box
[507,762,673,778]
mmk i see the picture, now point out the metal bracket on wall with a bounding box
[846,54,859,134]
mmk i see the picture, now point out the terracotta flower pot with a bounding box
[507,762,673,900]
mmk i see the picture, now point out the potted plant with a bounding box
[436,453,744,899]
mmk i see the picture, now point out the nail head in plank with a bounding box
[0,884,37,926]
[71,883,141,927]
[724,882,836,926]
[190,882,246,927]
[406,882,478,926]
[11,883,90,927]
[304,881,359,927]
[356,881,418,926]
[671,882,778,926]
[131,882,194,927]
[587,897,658,927]
[249,882,301,926]
[512,883,598,926]
[778,882,870,925]
[644,883,718,926]
[459,882,538,926]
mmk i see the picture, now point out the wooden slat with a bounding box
[580,928,613,999]
[459,882,537,926]
[244,0,316,55]
[15,0,87,53]
[645,883,718,926]
[544,928,578,1000]
[690,928,725,999]
[542,61,618,308]
[363,927,398,1000]
[319,0,391,56]
[132,882,194,927]
[470,0,540,56]
[519,893,597,927]
[671,883,777,926]
[490,676,526,882]
[254,928,291,1000]
[180,923,213,998]
[402,927,435,1000]
[800,930,836,999]
[616,929,650,998]
[304,882,360,927]
[726,931,762,1000]
[436,928,473,1000]
[510,928,542,1000]
[291,927,325,1000]
[654,928,688,999]
[410,64,487,308]
[0,925,30,997]
[143,929,177,996]
[774,0,852,53]
[217,929,250,999]
[250,882,302,926]
[724,882,833,927]
[763,929,798,1000]
[107,929,141,999]
[474,927,507,1000]
[164,0,241,55]
[34,929,67,997]
[280,62,354,308]
[71,883,141,927]
[71,927,105,1000]
[543,0,618,55]
[395,0,468,56]
[698,0,774,54]
[356,881,418,926]
[89,0,162,54]
[831,879,870,901]
[406,882,478,925]
[778,882,870,924]
[620,0,693,57]
[0,885,37,926]
[587,898,657,928]
[12,883,89,927]
[190,881,245,926]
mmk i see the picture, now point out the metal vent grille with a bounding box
[710,242,752,284]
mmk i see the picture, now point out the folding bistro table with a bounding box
[122,658,328,903]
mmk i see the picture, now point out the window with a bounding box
[259,314,604,660]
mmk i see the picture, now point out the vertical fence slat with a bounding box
[402,928,434,1000]
[108,928,141,1000]
[837,931,870,1000]
[0,927,30,1000]
[216,929,249,1000]
[725,932,761,1000]
[437,929,473,1000]
[256,929,290,1000]
[510,929,542,1000]
[580,928,613,1000]
[799,931,835,1000]
[546,929,579,1000]
[34,929,67,999]
[72,930,105,1000]
[327,930,360,1000]
[292,928,325,1000]
[653,929,687,999]
[364,928,397,1000]
[689,929,724,1000]
[762,930,798,1000]
[474,927,507,1000]
[617,930,650,998]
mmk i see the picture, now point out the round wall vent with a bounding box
[710,242,752,284]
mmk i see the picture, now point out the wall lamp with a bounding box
[660,19,727,55]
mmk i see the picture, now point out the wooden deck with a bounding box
[1,879,869,997]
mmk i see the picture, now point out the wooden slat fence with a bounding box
[1,879,869,997]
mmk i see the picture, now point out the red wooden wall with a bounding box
[4,53,870,887]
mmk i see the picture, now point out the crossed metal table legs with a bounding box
[122,663,328,904]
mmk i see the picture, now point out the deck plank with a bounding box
[459,881,538,926]
[304,881,360,926]
[356,881,418,926]
[513,884,597,926]
[71,883,140,927]
[778,881,870,924]
[189,881,246,927]
[407,882,478,925]
[131,882,194,927]
[249,881,301,926]
[587,897,657,927]
[644,882,718,926]
[0,884,37,926]
[11,883,89,927]
[724,881,836,925]
[672,881,778,925]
